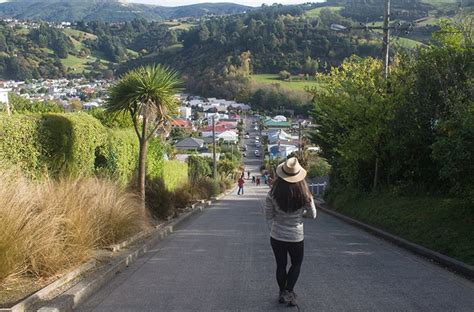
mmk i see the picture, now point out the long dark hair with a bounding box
[271,177,312,213]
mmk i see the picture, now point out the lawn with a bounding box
[252,74,322,92]
[62,54,90,72]
[63,28,98,41]
[305,6,343,18]
[162,21,197,31]
[329,190,474,265]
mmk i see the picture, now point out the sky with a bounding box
[127,1,325,7]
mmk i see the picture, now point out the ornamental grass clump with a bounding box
[0,171,147,287]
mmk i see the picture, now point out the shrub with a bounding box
[307,157,331,178]
[195,177,221,199]
[187,155,212,183]
[0,171,147,286]
[145,176,175,219]
[173,182,193,209]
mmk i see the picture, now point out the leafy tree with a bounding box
[106,64,182,200]
[311,56,390,190]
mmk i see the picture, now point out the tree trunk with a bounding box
[373,156,379,192]
[138,114,149,201]
[138,138,148,200]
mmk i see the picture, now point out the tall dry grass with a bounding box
[0,171,148,287]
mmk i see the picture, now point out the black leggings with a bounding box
[270,237,304,292]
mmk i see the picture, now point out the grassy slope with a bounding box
[252,74,321,92]
[305,6,343,17]
[330,190,474,265]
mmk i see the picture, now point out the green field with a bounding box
[252,74,321,92]
[62,54,89,72]
[63,28,98,41]
[161,21,196,31]
[305,6,343,18]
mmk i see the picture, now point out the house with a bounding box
[201,122,237,137]
[217,130,239,144]
[175,138,205,150]
[179,106,192,120]
[264,119,291,129]
[273,115,288,122]
[268,144,298,159]
[0,88,11,112]
[172,118,195,132]
[268,129,292,144]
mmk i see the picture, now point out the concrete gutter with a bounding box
[315,200,474,280]
[31,187,236,312]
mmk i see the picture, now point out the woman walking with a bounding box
[265,157,317,307]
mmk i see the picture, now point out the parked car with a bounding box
[254,150,261,157]
[244,134,250,139]
[242,152,247,157]
[255,142,261,148]
[255,136,260,140]
[240,145,248,151]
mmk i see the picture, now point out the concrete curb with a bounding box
[315,201,474,279]
[35,190,233,312]
[0,261,96,312]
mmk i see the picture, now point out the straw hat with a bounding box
[276,157,307,183]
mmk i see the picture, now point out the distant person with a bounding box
[263,174,267,184]
[268,176,273,186]
[256,176,261,186]
[252,176,256,183]
[237,176,245,195]
[264,157,317,307]
[247,171,251,179]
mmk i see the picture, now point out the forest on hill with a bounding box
[0,0,251,22]
[1,1,471,113]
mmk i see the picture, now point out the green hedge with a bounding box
[162,160,188,191]
[40,113,107,177]
[0,114,43,178]
[0,113,182,187]
[0,113,107,178]
[99,129,139,185]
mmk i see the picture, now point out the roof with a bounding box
[172,118,191,127]
[175,137,204,149]
[264,120,291,127]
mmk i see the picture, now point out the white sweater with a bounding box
[264,191,317,242]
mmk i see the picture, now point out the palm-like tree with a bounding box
[106,64,182,200]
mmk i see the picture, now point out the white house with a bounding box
[179,106,192,120]
[273,115,288,122]
[217,130,239,144]
[0,88,11,113]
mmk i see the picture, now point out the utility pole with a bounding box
[298,121,302,154]
[382,0,391,80]
[212,115,217,180]
[374,0,390,191]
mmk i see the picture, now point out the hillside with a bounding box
[0,0,251,22]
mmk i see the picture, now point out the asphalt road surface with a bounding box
[77,121,474,312]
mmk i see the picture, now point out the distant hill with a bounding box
[0,0,251,22]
